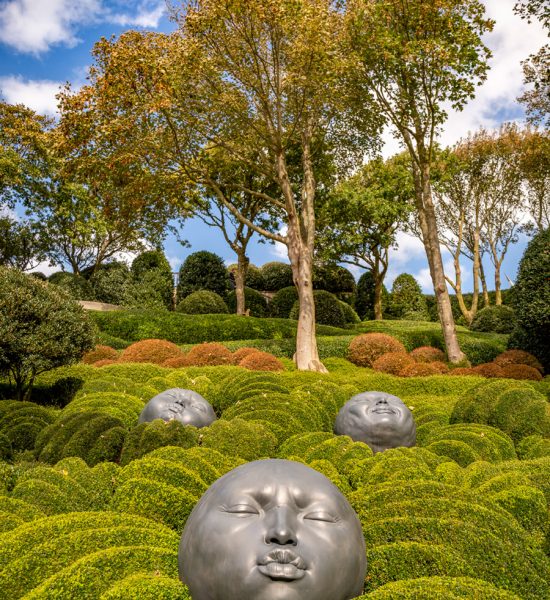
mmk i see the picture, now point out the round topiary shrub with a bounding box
[289,290,346,328]
[269,286,299,318]
[348,333,406,367]
[176,290,229,315]
[400,362,448,377]
[239,351,285,372]
[313,264,356,295]
[231,347,260,364]
[162,355,191,368]
[388,273,428,320]
[129,250,174,309]
[82,345,119,365]
[0,400,56,452]
[448,367,477,376]
[508,228,550,372]
[227,263,265,290]
[339,300,361,325]
[226,287,268,317]
[493,350,544,373]
[185,342,233,367]
[48,271,94,300]
[473,363,505,378]
[500,364,543,381]
[120,339,183,365]
[470,305,518,334]
[0,267,95,400]
[93,359,118,367]
[260,261,294,291]
[177,251,230,300]
[372,352,415,375]
[410,346,446,363]
[88,261,131,305]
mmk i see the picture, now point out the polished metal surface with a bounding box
[179,459,366,600]
[334,391,416,453]
[138,388,216,428]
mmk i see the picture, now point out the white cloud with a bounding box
[0,75,62,115]
[270,225,290,262]
[0,0,102,55]
[29,260,59,277]
[108,2,166,28]
[167,255,182,271]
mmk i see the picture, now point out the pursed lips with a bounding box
[257,549,307,581]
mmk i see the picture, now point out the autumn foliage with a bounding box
[119,339,183,365]
[494,350,544,373]
[500,364,543,381]
[372,352,414,375]
[348,333,406,367]
[410,346,446,363]
[82,345,119,364]
[239,351,285,372]
[185,343,233,367]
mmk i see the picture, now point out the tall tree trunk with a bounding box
[234,251,249,316]
[415,163,466,363]
[479,260,490,307]
[494,263,502,305]
[373,254,383,320]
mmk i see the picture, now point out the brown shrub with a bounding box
[448,367,477,376]
[239,351,284,372]
[494,350,544,373]
[348,333,406,367]
[93,359,118,367]
[410,346,446,363]
[163,355,192,368]
[232,347,260,365]
[119,339,183,365]
[82,345,119,364]
[185,342,233,367]
[500,364,543,381]
[473,362,505,378]
[400,362,445,377]
[372,352,415,375]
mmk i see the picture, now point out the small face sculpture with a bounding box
[138,388,216,428]
[179,459,366,600]
[334,391,416,453]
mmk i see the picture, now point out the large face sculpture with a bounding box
[334,391,416,453]
[179,459,366,600]
[138,388,216,428]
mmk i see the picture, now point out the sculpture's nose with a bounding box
[376,397,388,405]
[265,506,298,546]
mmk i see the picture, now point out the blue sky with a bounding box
[0,0,546,292]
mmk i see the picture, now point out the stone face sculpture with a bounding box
[138,388,216,428]
[179,459,366,600]
[334,391,416,453]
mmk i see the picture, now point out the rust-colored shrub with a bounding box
[494,350,544,373]
[400,362,445,377]
[239,351,284,372]
[448,367,476,376]
[82,345,119,364]
[185,342,233,366]
[93,359,118,367]
[119,339,183,365]
[163,355,192,368]
[410,346,446,363]
[473,362,505,378]
[348,333,406,368]
[372,352,414,375]
[500,364,543,381]
[232,347,260,365]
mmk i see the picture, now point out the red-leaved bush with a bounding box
[232,347,261,365]
[372,352,415,375]
[494,350,544,374]
[185,342,233,367]
[119,339,183,365]
[239,351,284,372]
[500,364,543,381]
[348,333,406,368]
[93,359,118,367]
[83,345,119,364]
[410,346,446,363]
[163,355,192,368]
[473,363,505,378]
[400,362,446,377]
[448,367,477,376]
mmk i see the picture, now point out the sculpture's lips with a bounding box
[258,550,307,581]
[371,407,396,414]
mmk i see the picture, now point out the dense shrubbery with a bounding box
[260,261,294,290]
[227,263,265,290]
[355,271,389,320]
[348,333,406,367]
[269,286,299,318]
[388,274,429,320]
[313,263,356,296]
[507,228,550,372]
[470,305,518,334]
[226,286,268,317]
[177,251,230,300]
[0,267,95,400]
[289,290,346,328]
[176,290,229,315]
[120,339,183,365]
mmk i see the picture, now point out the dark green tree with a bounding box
[388,274,428,320]
[177,251,230,300]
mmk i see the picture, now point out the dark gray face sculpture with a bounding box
[334,391,416,454]
[179,459,366,600]
[138,388,216,428]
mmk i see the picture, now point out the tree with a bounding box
[0,267,95,400]
[518,128,550,230]
[316,154,413,320]
[57,3,379,372]
[130,249,174,309]
[514,1,549,127]
[177,251,230,300]
[388,274,428,320]
[347,0,494,362]
[0,215,47,271]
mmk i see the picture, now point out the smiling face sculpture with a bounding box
[178,459,366,600]
[138,388,216,428]
[334,391,416,453]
